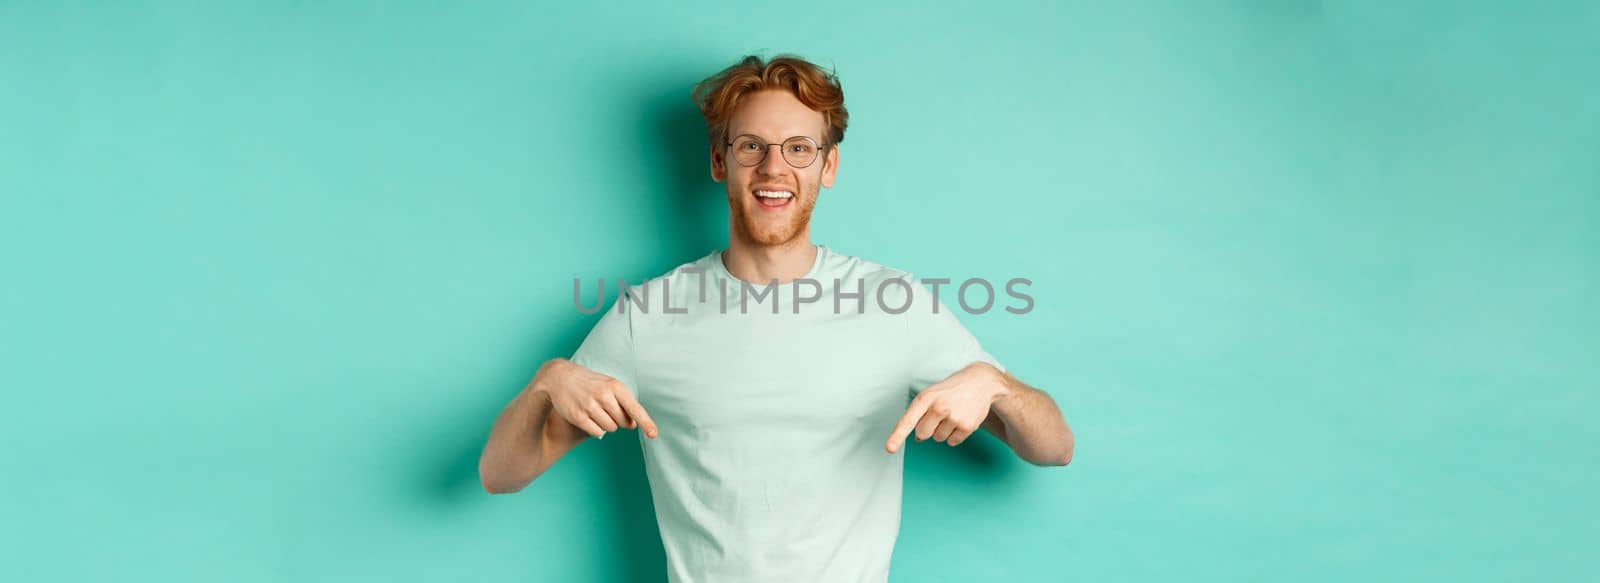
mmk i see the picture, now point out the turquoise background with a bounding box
[3,1,1596,581]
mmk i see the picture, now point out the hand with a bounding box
[532,359,658,440]
[885,362,1010,453]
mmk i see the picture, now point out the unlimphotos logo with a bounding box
[574,268,1034,316]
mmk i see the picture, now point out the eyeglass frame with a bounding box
[722,133,833,168]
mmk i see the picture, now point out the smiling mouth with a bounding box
[752,188,795,211]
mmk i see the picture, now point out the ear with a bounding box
[820,144,840,189]
[710,143,726,182]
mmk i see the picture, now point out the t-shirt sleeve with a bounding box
[902,276,1005,395]
[568,290,639,395]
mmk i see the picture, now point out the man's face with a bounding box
[711,89,839,247]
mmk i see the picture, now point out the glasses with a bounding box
[725,134,830,168]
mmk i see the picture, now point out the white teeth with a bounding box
[755,190,794,199]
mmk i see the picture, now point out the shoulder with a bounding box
[819,247,946,311]
[819,246,914,286]
[645,251,720,289]
[605,251,721,316]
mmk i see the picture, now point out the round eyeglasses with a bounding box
[725,134,830,168]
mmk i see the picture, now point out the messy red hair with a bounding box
[691,54,848,157]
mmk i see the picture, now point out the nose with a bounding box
[757,143,790,174]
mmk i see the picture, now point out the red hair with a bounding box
[691,54,848,156]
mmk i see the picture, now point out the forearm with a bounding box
[991,371,1074,466]
[478,366,559,493]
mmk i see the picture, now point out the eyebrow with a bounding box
[729,131,821,142]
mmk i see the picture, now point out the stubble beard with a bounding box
[732,188,817,248]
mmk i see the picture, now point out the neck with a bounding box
[722,234,817,284]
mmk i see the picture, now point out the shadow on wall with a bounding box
[637,65,728,265]
[403,59,720,583]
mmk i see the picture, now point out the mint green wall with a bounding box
[3,1,1595,581]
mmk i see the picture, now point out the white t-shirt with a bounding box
[571,244,1003,583]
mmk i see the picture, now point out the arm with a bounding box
[981,367,1074,466]
[887,362,1073,467]
[478,360,589,494]
[478,358,655,494]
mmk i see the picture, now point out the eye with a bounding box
[789,143,813,154]
[740,141,762,151]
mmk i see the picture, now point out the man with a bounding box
[478,54,1073,582]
